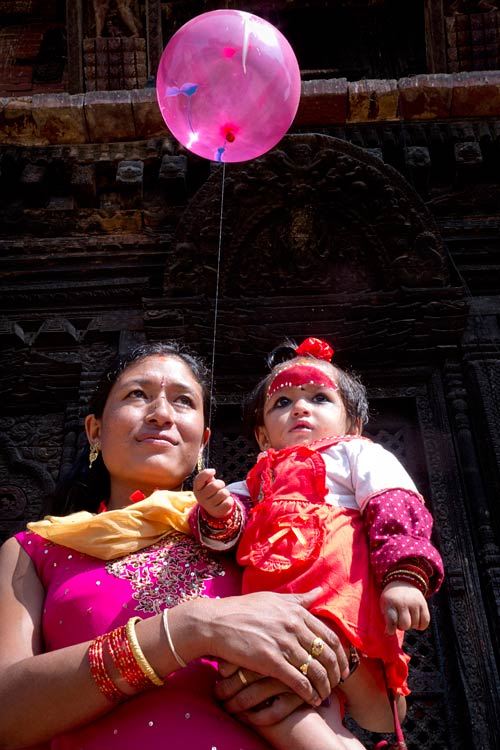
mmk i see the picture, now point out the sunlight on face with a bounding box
[86,355,209,507]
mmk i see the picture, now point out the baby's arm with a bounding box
[193,468,235,518]
[256,696,365,750]
[190,469,246,551]
[363,487,444,634]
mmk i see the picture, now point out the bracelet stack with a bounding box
[199,500,243,544]
[382,559,431,597]
[88,616,164,702]
[88,634,127,702]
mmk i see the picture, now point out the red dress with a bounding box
[235,436,439,696]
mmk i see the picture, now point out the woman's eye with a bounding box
[127,389,146,399]
[176,394,194,407]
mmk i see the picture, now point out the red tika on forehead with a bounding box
[267,363,338,400]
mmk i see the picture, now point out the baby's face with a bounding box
[255,360,350,451]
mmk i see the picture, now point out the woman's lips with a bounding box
[137,433,177,445]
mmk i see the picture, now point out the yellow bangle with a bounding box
[125,616,164,687]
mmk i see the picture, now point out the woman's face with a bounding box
[85,355,209,508]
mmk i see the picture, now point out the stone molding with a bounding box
[1,71,500,146]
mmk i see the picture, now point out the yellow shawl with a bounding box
[27,490,196,560]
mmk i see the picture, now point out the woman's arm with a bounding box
[0,537,117,747]
[0,538,348,748]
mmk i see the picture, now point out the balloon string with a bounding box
[206,162,226,463]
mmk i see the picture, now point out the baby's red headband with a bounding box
[267,338,337,401]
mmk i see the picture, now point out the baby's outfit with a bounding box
[190,435,444,695]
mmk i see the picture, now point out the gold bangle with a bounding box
[125,616,164,687]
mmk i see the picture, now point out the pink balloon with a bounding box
[156,10,301,163]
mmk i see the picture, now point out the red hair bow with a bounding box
[295,337,334,361]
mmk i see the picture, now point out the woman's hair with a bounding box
[45,341,211,516]
[242,338,369,441]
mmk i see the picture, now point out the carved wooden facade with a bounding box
[1,2,500,749]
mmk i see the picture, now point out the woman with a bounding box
[0,342,349,750]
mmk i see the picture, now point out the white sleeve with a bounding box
[225,479,251,498]
[323,439,420,512]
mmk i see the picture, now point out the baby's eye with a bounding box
[313,392,331,403]
[273,396,291,408]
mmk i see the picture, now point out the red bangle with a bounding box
[382,569,429,596]
[199,501,242,542]
[88,635,126,702]
[107,624,152,692]
[403,556,434,578]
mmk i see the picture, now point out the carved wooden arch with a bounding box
[165,133,454,299]
[0,438,55,538]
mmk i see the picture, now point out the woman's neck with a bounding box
[106,481,183,511]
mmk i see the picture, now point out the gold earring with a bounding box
[89,441,101,469]
[197,454,203,472]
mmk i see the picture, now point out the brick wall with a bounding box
[0,22,67,97]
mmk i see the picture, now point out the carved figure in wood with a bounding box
[92,0,142,37]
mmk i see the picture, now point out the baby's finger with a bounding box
[193,468,216,490]
[219,677,290,714]
[412,603,430,631]
[210,480,229,497]
[384,605,399,635]
[396,607,412,632]
[240,693,303,727]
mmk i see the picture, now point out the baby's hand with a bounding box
[380,581,430,635]
[193,468,235,519]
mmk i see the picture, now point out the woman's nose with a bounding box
[147,396,174,424]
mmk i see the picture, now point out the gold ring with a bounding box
[298,653,312,676]
[310,637,325,658]
[237,668,248,686]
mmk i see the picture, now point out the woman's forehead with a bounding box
[117,355,198,385]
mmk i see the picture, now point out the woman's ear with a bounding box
[85,414,101,444]
[201,427,210,449]
[254,426,270,450]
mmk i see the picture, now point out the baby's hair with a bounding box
[243,338,369,441]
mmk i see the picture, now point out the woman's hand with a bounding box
[171,588,350,707]
[380,581,430,635]
[215,662,304,727]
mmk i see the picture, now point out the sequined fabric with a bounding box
[16,529,271,750]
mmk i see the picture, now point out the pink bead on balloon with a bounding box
[156,10,301,163]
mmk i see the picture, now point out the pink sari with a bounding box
[17,529,271,750]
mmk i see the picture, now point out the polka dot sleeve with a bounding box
[363,488,444,596]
